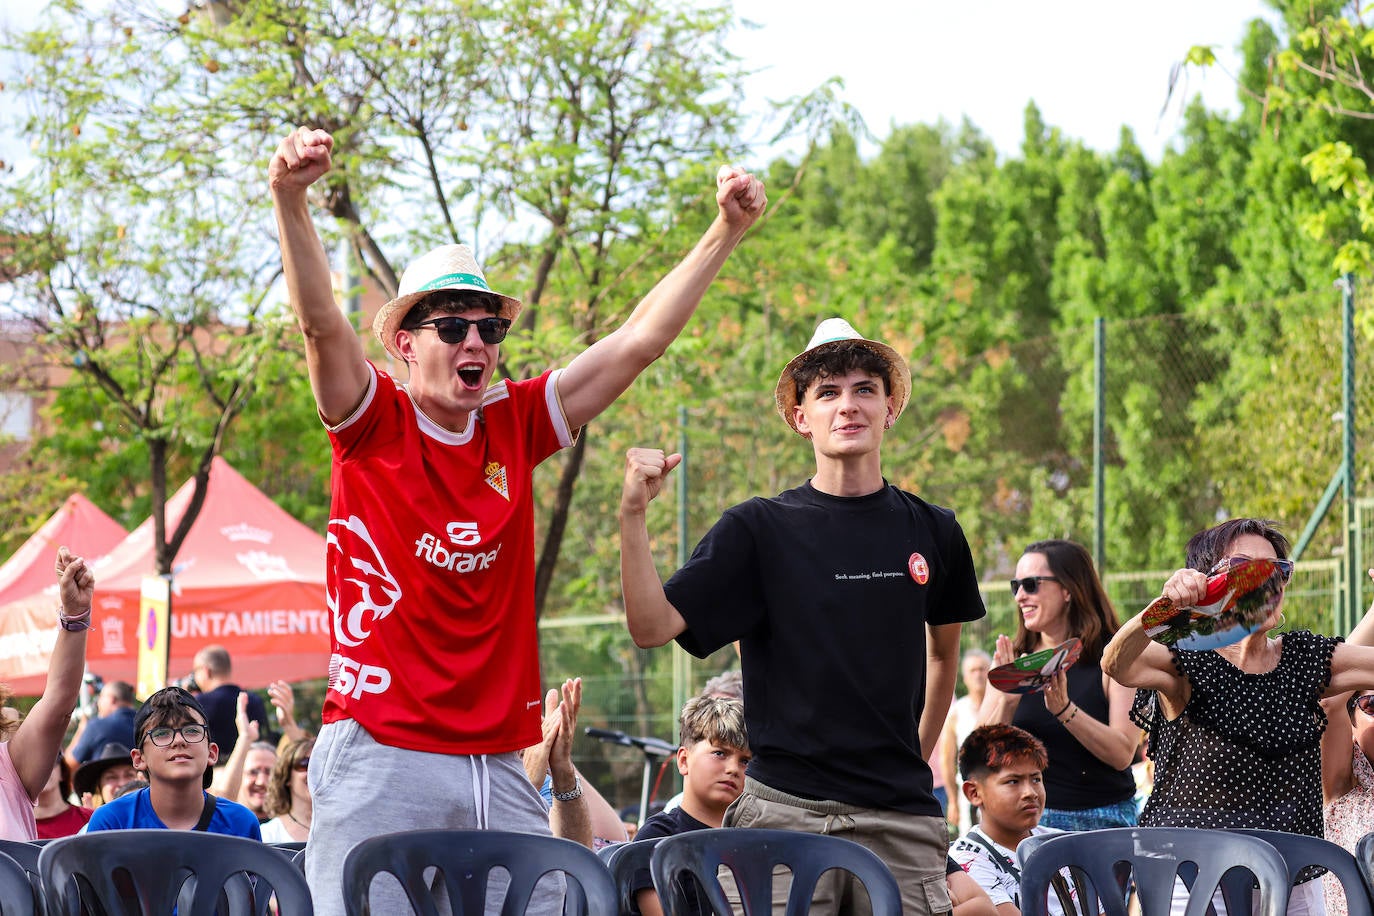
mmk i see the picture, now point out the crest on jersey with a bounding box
[485,461,509,500]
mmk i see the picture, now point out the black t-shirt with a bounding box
[630,808,713,916]
[666,481,986,814]
[198,684,269,759]
[1012,656,1135,810]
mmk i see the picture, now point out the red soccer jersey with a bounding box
[321,363,575,754]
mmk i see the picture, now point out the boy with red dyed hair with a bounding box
[952,724,1076,916]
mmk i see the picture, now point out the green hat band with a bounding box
[416,272,491,293]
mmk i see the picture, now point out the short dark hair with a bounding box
[790,342,892,405]
[133,686,209,749]
[958,724,1047,781]
[402,289,504,329]
[1185,518,1290,572]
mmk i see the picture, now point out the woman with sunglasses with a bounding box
[980,539,1138,830]
[1104,518,1374,916]
[259,737,314,843]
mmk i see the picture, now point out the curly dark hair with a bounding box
[789,342,892,405]
[401,289,505,329]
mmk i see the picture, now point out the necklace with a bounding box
[286,811,309,830]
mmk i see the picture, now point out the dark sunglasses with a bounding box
[1009,576,1059,597]
[1349,695,1374,717]
[1210,556,1295,584]
[406,316,511,345]
[293,757,311,772]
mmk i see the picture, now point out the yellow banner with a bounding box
[136,576,171,700]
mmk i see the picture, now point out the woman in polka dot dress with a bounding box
[1104,518,1374,916]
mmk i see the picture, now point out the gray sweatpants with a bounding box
[306,718,563,916]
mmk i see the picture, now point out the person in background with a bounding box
[72,742,139,810]
[951,725,1076,916]
[1105,518,1374,916]
[943,648,990,834]
[33,755,92,838]
[0,547,95,840]
[981,539,1137,830]
[87,686,259,837]
[266,679,309,747]
[191,645,268,760]
[259,737,314,843]
[632,696,750,916]
[67,680,138,766]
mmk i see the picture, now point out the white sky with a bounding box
[0,0,1274,168]
[725,0,1275,161]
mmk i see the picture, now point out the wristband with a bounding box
[1058,705,1078,725]
[1051,698,1072,718]
[58,607,92,632]
[551,777,583,802]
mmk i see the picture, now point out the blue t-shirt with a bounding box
[86,788,262,839]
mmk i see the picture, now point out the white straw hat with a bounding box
[372,244,522,359]
[773,317,911,435]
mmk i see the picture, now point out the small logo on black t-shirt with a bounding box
[908,552,930,584]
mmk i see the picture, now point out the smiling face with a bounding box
[792,369,894,459]
[1013,551,1072,640]
[240,748,277,815]
[1350,692,1374,763]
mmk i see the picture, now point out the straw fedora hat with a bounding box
[373,244,522,360]
[774,317,911,435]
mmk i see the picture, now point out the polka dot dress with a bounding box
[1131,629,1338,839]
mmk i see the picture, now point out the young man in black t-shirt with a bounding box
[619,318,986,915]
[631,696,749,916]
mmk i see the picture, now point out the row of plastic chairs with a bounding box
[12,823,1374,915]
[0,827,897,915]
[1019,827,1374,916]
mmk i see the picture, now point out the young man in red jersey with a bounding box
[269,126,765,916]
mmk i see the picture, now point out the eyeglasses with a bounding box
[1341,697,1374,719]
[405,316,511,345]
[141,724,208,747]
[293,757,311,772]
[1211,556,1295,584]
[1009,576,1059,597]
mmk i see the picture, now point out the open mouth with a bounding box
[457,366,483,387]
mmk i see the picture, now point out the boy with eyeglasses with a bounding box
[269,126,765,916]
[85,686,260,837]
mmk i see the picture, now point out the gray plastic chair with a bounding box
[341,828,616,915]
[38,829,314,916]
[604,836,664,915]
[650,828,902,916]
[0,841,41,914]
[1222,829,1374,916]
[0,851,35,916]
[1020,827,1289,916]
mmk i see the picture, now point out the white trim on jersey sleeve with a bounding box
[324,362,379,434]
[545,368,576,448]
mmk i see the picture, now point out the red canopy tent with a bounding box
[0,458,331,695]
[0,493,127,607]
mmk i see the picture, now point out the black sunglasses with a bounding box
[1349,695,1374,717]
[406,316,511,345]
[1210,556,1296,584]
[1009,576,1059,597]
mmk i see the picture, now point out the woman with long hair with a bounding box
[33,754,92,838]
[259,737,314,843]
[980,539,1138,829]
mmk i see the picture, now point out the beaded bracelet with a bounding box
[1058,705,1078,726]
[57,606,92,632]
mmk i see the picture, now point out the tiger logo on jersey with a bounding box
[485,461,509,500]
[326,514,402,648]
